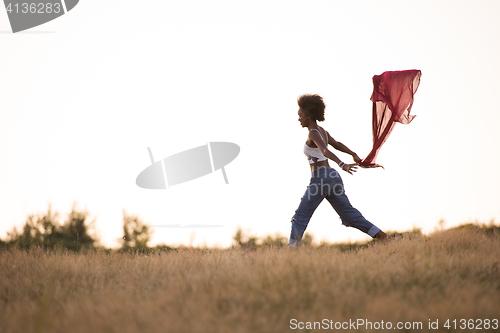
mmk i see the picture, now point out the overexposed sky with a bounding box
[1,0,499,248]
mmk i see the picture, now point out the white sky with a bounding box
[1,0,499,248]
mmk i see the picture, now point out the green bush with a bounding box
[5,202,96,252]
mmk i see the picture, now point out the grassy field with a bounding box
[1,225,499,333]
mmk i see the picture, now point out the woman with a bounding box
[288,94,388,248]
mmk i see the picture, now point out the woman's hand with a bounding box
[352,154,361,164]
[342,163,358,175]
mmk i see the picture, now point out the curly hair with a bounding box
[297,94,325,121]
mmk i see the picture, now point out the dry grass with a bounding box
[1,227,499,333]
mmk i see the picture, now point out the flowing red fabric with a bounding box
[358,69,422,168]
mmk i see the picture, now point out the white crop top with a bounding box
[304,128,328,164]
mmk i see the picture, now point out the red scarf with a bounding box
[359,69,422,168]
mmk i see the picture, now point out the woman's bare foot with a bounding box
[374,230,388,240]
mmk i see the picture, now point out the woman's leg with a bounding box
[325,175,381,238]
[288,177,327,248]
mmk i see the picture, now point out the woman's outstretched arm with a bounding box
[326,131,361,163]
[309,131,358,175]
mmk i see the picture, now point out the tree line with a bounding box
[6,203,492,253]
[0,202,311,252]
[0,203,152,252]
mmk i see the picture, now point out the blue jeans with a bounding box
[288,167,381,248]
